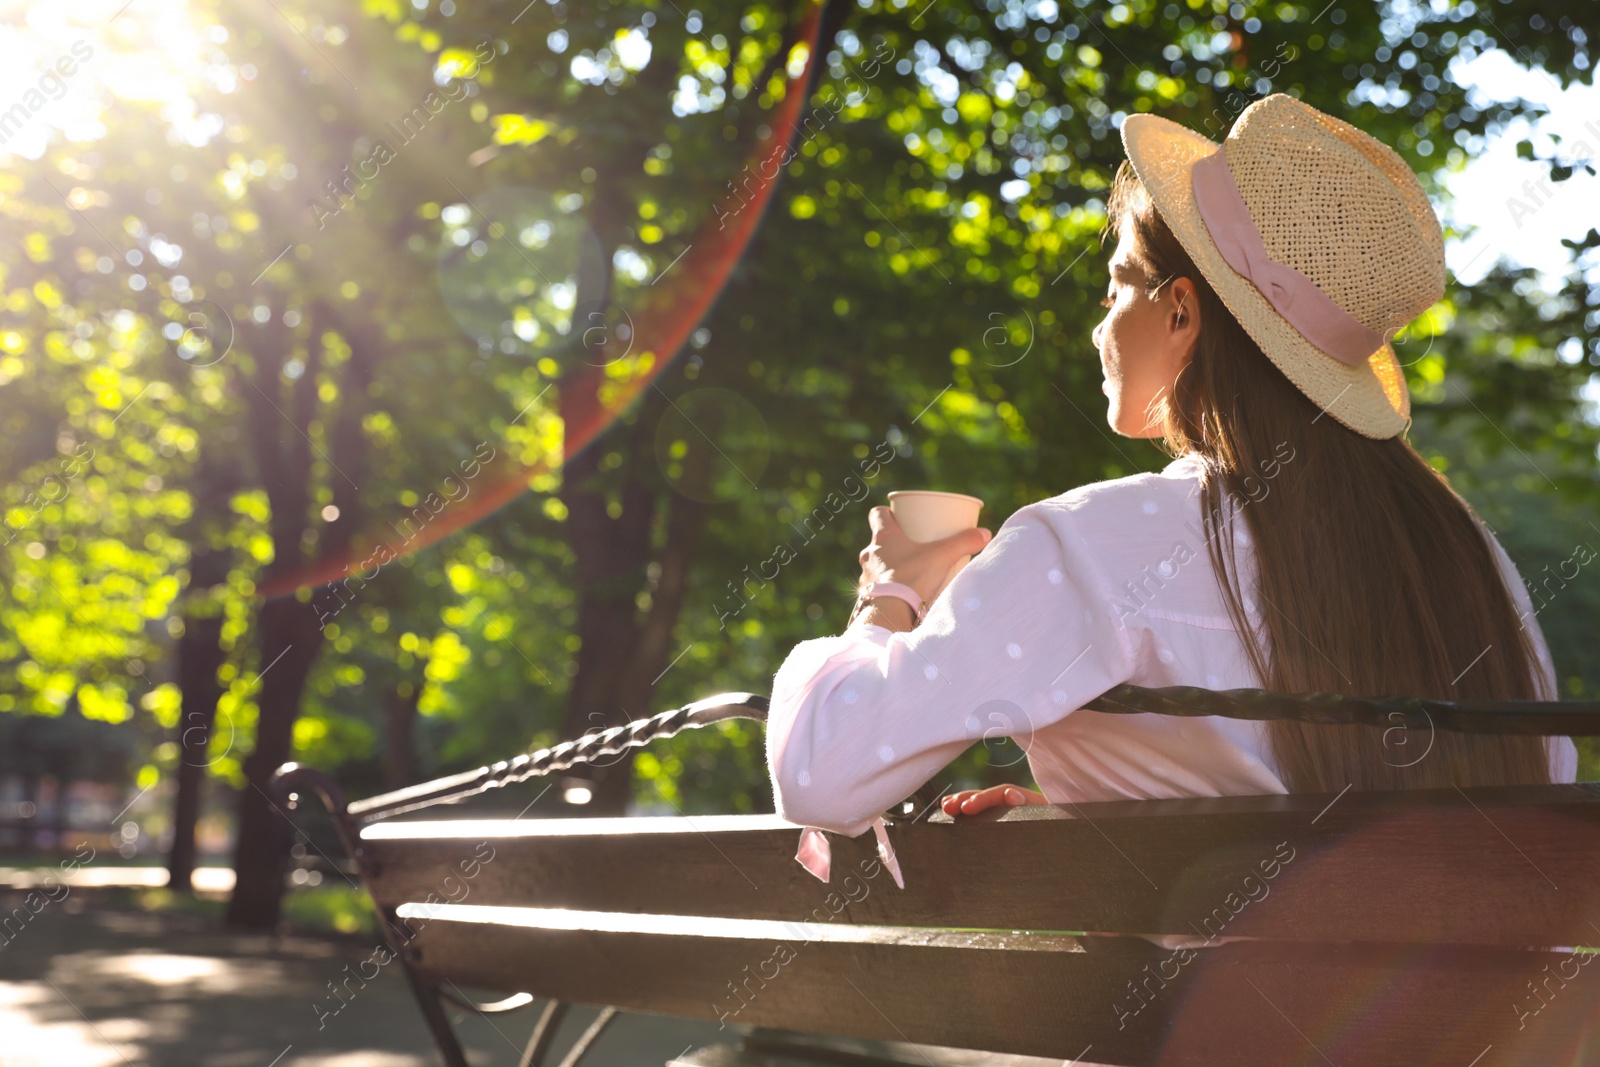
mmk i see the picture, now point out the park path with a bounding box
[0,893,736,1067]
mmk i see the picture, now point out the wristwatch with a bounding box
[851,581,927,625]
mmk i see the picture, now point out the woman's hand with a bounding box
[858,506,992,605]
[940,784,1049,818]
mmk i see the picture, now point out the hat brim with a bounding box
[1120,112,1409,440]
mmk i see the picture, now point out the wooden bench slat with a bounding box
[671,1032,1075,1066]
[359,784,1600,947]
[363,814,798,838]
[393,902,1088,951]
[400,917,1599,1067]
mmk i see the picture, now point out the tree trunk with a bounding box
[168,442,242,891]
[19,774,38,856]
[225,294,314,931]
[558,415,658,814]
[614,449,710,716]
[559,389,714,814]
[385,677,423,791]
[225,297,370,930]
[224,595,326,929]
[166,549,229,891]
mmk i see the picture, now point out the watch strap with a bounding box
[859,581,927,623]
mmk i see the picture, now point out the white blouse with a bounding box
[767,452,1579,839]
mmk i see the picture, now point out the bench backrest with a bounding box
[355,784,1600,1066]
[278,686,1600,1067]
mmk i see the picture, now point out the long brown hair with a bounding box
[1105,161,1553,793]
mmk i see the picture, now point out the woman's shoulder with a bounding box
[1016,453,1258,623]
[1044,451,1203,504]
[1017,452,1207,537]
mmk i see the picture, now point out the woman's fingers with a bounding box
[940,789,979,814]
[933,525,993,558]
[866,506,900,536]
[940,785,1047,817]
[954,787,1006,815]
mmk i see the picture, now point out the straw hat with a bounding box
[1120,93,1444,439]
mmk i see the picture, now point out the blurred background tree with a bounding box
[0,0,1594,929]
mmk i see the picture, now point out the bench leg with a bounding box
[400,966,472,1067]
[552,1006,617,1067]
[518,999,568,1067]
[272,769,476,1067]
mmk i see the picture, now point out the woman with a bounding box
[765,93,1577,847]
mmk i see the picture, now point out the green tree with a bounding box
[0,0,1594,934]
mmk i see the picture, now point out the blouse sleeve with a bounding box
[766,500,1139,837]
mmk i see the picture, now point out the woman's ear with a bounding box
[1168,276,1201,360]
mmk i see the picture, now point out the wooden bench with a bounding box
[275,687,1600,1067]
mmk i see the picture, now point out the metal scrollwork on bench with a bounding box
[333,691,773,823]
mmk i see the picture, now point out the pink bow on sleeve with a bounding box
[794,816,904,889]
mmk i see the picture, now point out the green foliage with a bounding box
[0,0,1594,842]
[281,882,380,937]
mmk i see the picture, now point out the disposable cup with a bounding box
[887,490,984,598]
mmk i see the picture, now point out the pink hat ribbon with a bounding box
[1190,149,1384,366]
